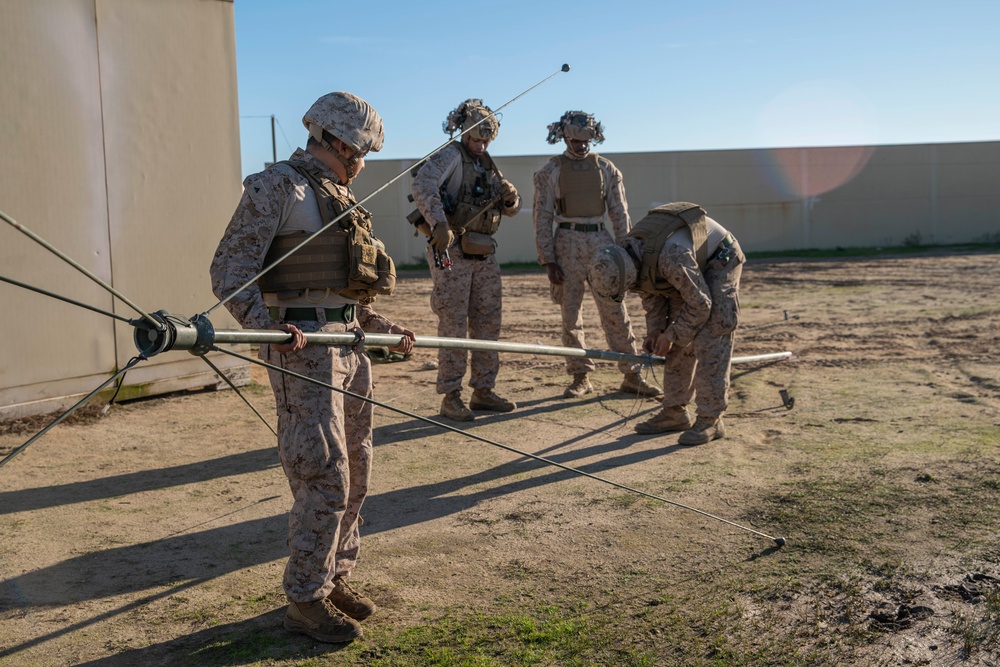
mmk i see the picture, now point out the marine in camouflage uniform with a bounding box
[211,92,414,643]
[410,99,522,422]
[587,203,744,445]
[533,111,661,400]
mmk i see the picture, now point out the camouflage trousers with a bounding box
[554,227,641,375]
[261,316,373,603]
[661,261,743,418]
[428,246,502,395]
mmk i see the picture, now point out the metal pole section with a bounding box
[731,351,793,364]
[212,330,657,364]
[270,115,277,165]
[210,329,793,367]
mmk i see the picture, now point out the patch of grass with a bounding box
[345,603,660,667]
[232,592,275,613]
[500,559,534,580]
[745,242,1000,261]
[186,629,293,665]
[172,606,219,626]
[951,589,1000,660]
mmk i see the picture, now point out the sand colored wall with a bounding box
[355,141,1000,265]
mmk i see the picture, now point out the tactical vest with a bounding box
[449,142,503,236]
[258,158,395,301]
[555,153,605,217]
[629,202,709,297]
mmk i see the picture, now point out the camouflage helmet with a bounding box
[443,99,500,141]
[302,91,384,155]
[587,245,636,303]
[546,110,605,145]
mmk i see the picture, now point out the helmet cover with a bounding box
[302,91,384,154]
[587,245,635,302]
[546,110,605,144]
[443,99,500,141]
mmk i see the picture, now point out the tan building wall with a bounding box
[355,141,1000,265]
[0,0,245,419]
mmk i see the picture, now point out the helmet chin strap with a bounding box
[320,135,362,183]
[332,148,359,182]
[308,125,363,183]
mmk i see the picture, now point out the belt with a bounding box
[268,305,356,323]
[558,222,605,232]
[461,252,492,261]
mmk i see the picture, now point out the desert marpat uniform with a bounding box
[533,152,643,376]
[411,142,521,395]
[629,213,744,418]
[210,148,398,603]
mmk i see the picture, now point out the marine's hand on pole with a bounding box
[652,333,673,357]
[387,324,416,354]
[269,322,307,354]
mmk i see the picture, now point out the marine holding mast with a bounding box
[210,91,415,644]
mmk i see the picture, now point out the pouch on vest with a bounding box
[345,224,396,297]
[348,224,378,285]
[460,230,497,255]
[375,244,396,293]
[455,201,502,235]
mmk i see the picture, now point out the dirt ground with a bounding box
[1,251,999,666]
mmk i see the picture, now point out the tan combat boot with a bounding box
[440,390,474,421]
[563,373,593,398]
[619,371,663,398]
[678,416,726,446]
[470,388,517,412]
[634,405,694,435]
[283,599,363,643]
[327,576,376,621]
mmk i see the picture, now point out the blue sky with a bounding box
[234,0,999,177]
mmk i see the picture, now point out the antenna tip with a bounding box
[561,63,570,72]
[774,536,787,547]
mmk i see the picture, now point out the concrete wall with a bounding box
[0,0,245,419]
[354,141,1000,265]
